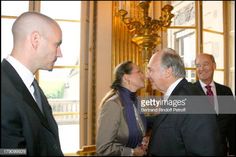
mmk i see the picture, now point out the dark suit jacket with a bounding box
[148,78,222,156]
[1,59,63,156]
[194,80,236,155]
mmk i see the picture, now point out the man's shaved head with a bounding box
[12,12,60,45]
[10,12,62,74]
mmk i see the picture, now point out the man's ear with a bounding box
[164,67,172,78]
[123,74,130,84]
[213,62,216,70]
[31,31,40,50]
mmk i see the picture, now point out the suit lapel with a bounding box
[39,89,58,137]
[151,79,188,133]
[214,82,223,95]
[196,81,206,95]
[151,114,168,133]
[2,60,54,134]
[214,82,222,111]
[170,78,188,95]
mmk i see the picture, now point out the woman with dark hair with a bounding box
[96,61,148,156]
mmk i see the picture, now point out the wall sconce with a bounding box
[118,1,174,70]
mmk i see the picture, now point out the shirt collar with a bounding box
[6,55,35,88]
[199,80,215,89]
[164,78,184,99]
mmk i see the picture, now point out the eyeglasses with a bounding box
[195,63,210,68]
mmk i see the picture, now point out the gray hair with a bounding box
[161,48,186,78]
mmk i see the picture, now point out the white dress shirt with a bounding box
[6,55,36,101]
[164,78,184,100]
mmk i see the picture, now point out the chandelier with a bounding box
[118,1,174,94]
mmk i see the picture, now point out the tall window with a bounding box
[167,1,225,84]
[202,1,224,84]
[1,1,29,61]
[1,1,81,154]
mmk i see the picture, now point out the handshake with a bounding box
[132,136,149,156]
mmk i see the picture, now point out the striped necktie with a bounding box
[32,79,44,113]
[205,85,214,105]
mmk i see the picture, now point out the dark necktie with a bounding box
[205,85,214,105]
[32,79,44,113]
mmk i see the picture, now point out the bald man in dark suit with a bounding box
[1,12,63,156]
